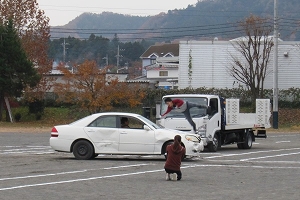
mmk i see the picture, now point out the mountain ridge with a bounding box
[49,0,300,41]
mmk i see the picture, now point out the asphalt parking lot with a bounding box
[0,132,300,200]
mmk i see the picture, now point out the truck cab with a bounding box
[156,94,270,152]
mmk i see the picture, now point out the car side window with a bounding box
[88,116,116,128]
[120,116,145,129]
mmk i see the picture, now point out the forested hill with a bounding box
[50,0,300,41]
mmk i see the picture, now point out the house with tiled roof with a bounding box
[140,43,179,89]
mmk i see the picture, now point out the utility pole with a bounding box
[61,38,69,63]
[273,0,279,129]
[116,45,120,68]
[102,54,108,66]
[116,45,124,68]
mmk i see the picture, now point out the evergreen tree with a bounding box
[0,20,40,121]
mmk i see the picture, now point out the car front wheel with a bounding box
[163,141,173,159]
[73,140,94,160]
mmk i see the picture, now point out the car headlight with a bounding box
[185,135,201,142]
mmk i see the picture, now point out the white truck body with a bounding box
[156,94,271,152]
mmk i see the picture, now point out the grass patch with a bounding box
[2,107,76,127]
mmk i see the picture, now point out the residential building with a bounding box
[140,43,179,89]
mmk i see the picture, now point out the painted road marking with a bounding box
[205,159,300,164]
[204,147,300,159]
[0,145,53,155]
[0,164,151,181]
[1,164,300,191]
[240,151,300,161]
[275,141,291,143]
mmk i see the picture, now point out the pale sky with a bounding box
[38,0,199,26]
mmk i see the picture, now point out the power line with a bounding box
[47,16,300,41]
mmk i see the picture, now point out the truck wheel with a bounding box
[208,133,219,152]
[242,130,253,149]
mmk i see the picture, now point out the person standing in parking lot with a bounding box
[164,135,186,181]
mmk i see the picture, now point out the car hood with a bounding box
[155,128,198,140]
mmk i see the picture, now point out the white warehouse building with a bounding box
[178,39,300,90]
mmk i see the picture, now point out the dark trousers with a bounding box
[164,168,182,180]
[183,102,201,132]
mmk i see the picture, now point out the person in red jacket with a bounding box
[164,135,186,181]
[161,97,206,133]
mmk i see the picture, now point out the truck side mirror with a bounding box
[206,106,212,115]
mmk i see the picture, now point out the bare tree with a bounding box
[228,15,274,101]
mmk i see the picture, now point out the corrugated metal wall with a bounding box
[179,40,300,90]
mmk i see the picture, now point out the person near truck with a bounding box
[161,97,206,133]
[164,135,186,181]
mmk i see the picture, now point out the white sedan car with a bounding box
[50,112,203,160]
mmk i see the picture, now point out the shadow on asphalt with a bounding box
[50,155,202,162]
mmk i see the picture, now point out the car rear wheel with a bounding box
[73,140,94,160]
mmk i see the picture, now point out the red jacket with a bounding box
[162,99,184,116]
[164,144,186,171]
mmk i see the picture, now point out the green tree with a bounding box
[0,20,40,121]
[1,0,51,102]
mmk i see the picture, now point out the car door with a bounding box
[206,98,221,139]
[84,115,119,153]
[118,115,155,154]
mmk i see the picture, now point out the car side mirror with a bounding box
[143,125,151,131]
[206,106,212,115]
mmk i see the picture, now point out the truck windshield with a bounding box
[161,97,208,118]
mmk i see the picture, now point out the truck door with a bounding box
[206,98,221,138]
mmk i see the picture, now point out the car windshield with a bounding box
[137,115,164,129]
[161,97,208,118]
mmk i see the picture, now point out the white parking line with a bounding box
[0,169,163,191]
[0,146,53,155]
[268,134,299,138]
[0,170,88,181]
[102,164,151,170]
[205,147,300,159]
[275,141,291,143]
[1,163,300,191]
[0,164,151,181]
[203,159,300,164]
[240,151,300,161]
[0,151,54,155]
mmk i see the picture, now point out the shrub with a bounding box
[14,113,21,122]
